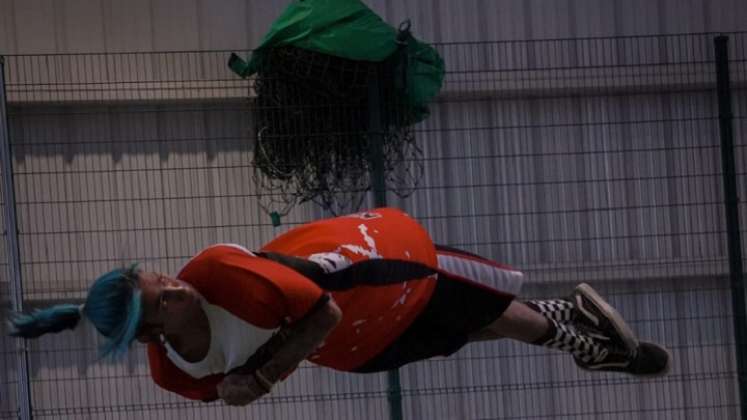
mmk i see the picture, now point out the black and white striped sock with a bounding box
[525,298,575,323]
[532,319,608,364]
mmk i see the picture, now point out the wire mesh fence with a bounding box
[392,32,747,420]
[1,32,746,419]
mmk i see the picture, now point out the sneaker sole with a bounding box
[574,341,672,378]
[575,283,639,352]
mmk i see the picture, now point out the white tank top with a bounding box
[165,300,278,379]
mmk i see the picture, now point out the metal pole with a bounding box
[0,57,33,420]
[368,71,403,420]
[369,82,387,207]
[714,35,747,420]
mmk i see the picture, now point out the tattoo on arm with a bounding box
[231,294,341,384]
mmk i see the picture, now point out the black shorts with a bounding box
[353,272,515,373]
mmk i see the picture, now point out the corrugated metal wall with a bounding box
[2,0,747,54]
[1,31,745,419]
[1,0,747,417]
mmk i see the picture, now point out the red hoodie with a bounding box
[148,208,437,401]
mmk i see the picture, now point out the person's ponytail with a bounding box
[7,265,143,358]
[8,304,82,338]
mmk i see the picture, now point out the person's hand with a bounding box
[217,373,270,406]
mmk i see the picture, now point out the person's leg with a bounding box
[524,298,575,323]
[468,300,549,343]
[471,299,614,366]
[470,283,671,377]
[434,244,631,366]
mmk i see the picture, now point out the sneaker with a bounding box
[573,342,636,372]
[575,341,671,377]
[570,283,638,353]
[629,342,671,377]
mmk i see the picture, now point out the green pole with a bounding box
[368,69,403,420]
[715,35,747,420]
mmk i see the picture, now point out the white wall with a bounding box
[1,2,746,420]
[1,0,747,55]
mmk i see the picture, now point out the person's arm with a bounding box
[259,295,341,381]
[216,296,342,405]
[184,246,339,405]
[147,343,224,402]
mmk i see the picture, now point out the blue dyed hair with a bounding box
[8,265,143,359]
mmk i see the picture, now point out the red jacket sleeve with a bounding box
[147,344,222,402]
[147,245,325,400]
[181,245,325,328]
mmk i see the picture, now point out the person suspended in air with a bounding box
[8,208,670,406]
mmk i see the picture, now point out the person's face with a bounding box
[135,272,203,343]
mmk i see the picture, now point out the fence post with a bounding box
[0,57,33,420]
[714,35,747,420]
[368,72,404,420]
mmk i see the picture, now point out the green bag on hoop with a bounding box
[229,0,444,123]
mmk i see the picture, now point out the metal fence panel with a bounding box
[732,33,747,265]
[1,32,745,419]
[391,33,744,420]
[0,146,20,420]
